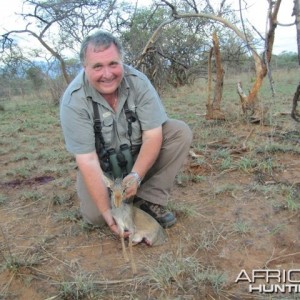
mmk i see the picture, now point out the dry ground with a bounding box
[1,70,300,299]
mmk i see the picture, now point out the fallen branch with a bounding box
[264,251,300,268]
[50,277,142,286]
[242,128,255,149]
[228,128,255,154]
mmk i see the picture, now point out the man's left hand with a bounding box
[123,173,139,199]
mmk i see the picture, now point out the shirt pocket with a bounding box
[102,116,114,147]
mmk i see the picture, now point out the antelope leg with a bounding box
[121,236,129,262]
[128,235,137,275]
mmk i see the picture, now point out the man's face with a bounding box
[83,43,124,96]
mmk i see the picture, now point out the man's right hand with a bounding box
[109,221,130,238]
[103,210,130,237]
[108,222,120,235]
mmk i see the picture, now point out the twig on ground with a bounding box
[264,250,300,268]
[0,273,15,295]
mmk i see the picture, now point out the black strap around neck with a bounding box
[92,100,106,158]
[91,97,138,153]
[124,100,137,141]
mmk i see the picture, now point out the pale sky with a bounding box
[0,0,297,55]
[236,0,297,54]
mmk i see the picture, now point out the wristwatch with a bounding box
[129,171,142,186]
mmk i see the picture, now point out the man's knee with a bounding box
[78,193,106,226]
[177,120,193,144]
[163,119,193,146]
[81,209,106,227]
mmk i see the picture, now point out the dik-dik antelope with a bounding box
[103,176,167,275]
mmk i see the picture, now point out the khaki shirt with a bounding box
[60,65,168,155]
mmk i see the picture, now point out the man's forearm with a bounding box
[76,152,114,225]
[132,126,163,179]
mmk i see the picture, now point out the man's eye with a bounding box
[94,65,102,70]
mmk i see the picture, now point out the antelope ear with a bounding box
[102,174,113,188]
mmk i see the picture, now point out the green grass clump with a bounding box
[59,273,104,299]
[0,194,8,205]
[20,191,45,202]
[256,142,300,155]
[284,185,300,211]
[233,220,251,235]
[144,249,227,296]
[167,201,199,217]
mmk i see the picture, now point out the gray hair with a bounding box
[79,30,123,64]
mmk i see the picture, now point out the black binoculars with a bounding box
[107,144,133,178]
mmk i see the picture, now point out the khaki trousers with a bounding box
[77,119,193,225]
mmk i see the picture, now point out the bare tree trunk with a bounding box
[206,32,225,120]
[295,0,300,63]
[207,47,213,109]
[291,82,300,121]
[155,0,283,122]
[291,0,300,121]
[237,0,281,122]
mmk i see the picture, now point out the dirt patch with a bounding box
[1,99,300,299]
[1,176,55,188]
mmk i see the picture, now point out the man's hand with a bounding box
[108,222,120,235]
[123,173,139,199]
[103,210,130,237]
[102,210,119,235]
[109,220,130,238]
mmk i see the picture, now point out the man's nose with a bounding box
[102,66,112,77]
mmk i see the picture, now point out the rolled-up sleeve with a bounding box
[60,80,96,155]
[125,68,168,131]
